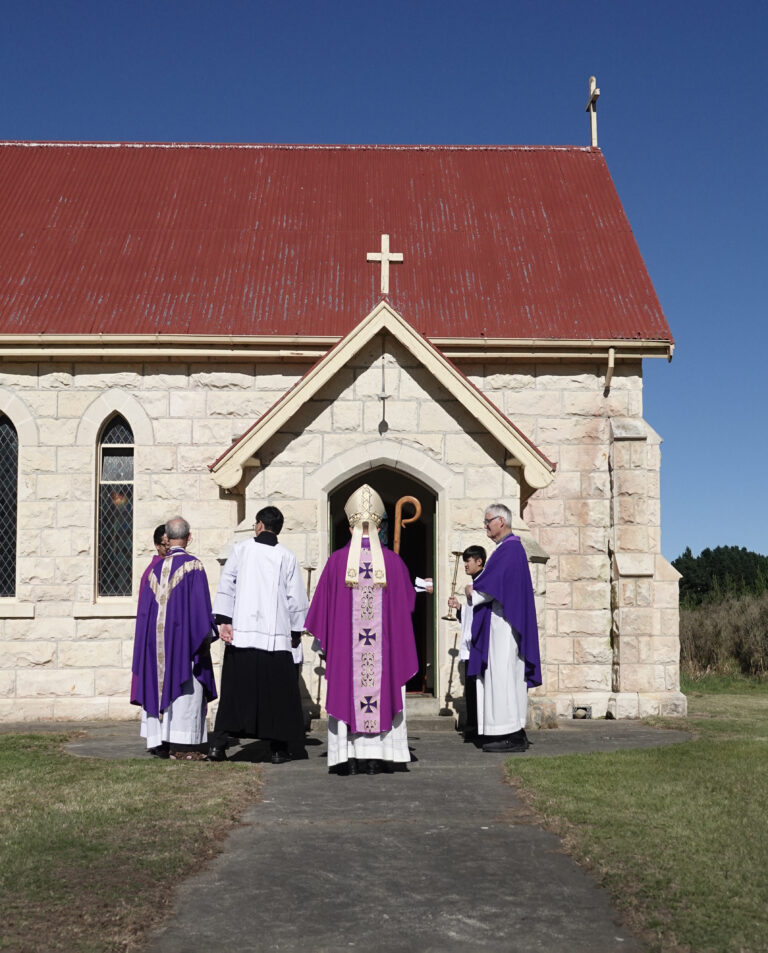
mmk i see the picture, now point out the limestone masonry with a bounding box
[0,335,685,722]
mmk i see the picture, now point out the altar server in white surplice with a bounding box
[447,545,486,741]
[206,506,308,764]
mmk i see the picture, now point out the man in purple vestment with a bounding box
[466,502,540,753]
[305,484,418,776]
[131,516,218,759]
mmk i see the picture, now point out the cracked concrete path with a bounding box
[109,720,689,953]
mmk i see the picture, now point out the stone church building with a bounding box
[0,139,685,723]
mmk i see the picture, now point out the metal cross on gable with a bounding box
[585,75,600,148]
[367,233,403,295]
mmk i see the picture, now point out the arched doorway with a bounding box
[329,466,436,695]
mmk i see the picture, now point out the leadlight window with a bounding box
[97,415,134,597]
[0,416,18,597]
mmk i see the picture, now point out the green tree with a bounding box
[673,545,768,605]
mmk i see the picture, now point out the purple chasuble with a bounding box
[467,534,541,688]
[139,553,163,593]
[131,549,218,718]
[304,539,418,734]
[130,554,165,701]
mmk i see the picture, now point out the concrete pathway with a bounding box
[61,718,690,953]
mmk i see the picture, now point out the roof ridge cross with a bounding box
[367,233,403,295]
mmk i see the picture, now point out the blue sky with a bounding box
[2,0,766,560]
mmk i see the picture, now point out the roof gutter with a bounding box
[0,333,674,362]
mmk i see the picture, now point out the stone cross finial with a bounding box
[367,233,403,295]
[585,75,600,148]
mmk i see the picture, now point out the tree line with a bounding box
[675,546,768,678]
[673,545,768,607]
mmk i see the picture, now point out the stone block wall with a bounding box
[0,343,683,721]
[608,420,686,717]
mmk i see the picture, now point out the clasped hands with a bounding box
[218,623,301,649]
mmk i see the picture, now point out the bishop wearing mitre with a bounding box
[305,484,418,775]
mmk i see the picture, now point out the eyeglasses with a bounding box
[483,516,502,527]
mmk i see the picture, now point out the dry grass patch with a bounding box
[0,733,262,953]
[680,590,768,678]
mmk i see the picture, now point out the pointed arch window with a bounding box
[0,415,18,597]
[97,415,134,597]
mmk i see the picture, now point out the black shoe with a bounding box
[366,759,384,775]
[347,758,359,775]
[149,744,169,759]
[206,746,228,762]
[507,728,532,749]
[482,738,528,753]
[270,749,292,764]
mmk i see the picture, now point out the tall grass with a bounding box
[680,588,768,678]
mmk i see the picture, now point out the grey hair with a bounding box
[485,503,512,527]
[165,516,191,541]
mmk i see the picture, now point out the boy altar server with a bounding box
[447,545,486,740]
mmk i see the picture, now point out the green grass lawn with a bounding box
[4,685,767,953]
[510,678,768,953]
[0,734,262,953]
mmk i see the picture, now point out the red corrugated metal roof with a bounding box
[0,142,672,342]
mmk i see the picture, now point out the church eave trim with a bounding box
[208,301,556,492]
[431,338,674,362]
[0,334,673,362]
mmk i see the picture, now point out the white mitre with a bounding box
[344,483,387,588]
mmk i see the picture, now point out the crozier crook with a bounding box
[393,495,422,555]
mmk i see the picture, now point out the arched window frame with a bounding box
[0,415,19,598]
[96,415,135,598]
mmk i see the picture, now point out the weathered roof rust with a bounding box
[0,142,672,342]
